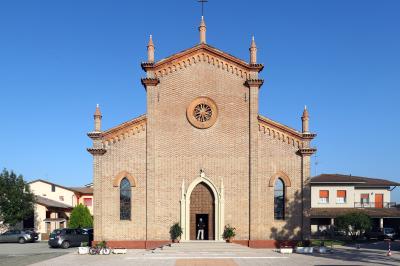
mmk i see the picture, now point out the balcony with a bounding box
[354,202,397,208]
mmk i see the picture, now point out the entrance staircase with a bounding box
[150,241,256,257]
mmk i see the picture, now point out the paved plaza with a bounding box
[25,241,400,266]
[0,242,73,266]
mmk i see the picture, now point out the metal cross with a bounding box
[198,0,208,17]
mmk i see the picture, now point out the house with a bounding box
[26,180,93,240]
[310,174,400,235]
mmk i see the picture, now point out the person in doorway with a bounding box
[197,218,205,240]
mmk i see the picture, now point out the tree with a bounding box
[69,204,93,228]
[0,169,35,225]
[336,212,372,240]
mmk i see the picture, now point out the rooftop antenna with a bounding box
[198,0,208,17]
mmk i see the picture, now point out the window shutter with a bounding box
[337,190,346,198]
[319,190,329,198]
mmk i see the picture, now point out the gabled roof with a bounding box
[101,114,146,144]
[258,115,304,140]
[35,195,73,209]
[68,187,93,194]
[311,174,400,187]
[29,179,93,195]
[142,43,263,78]
[29,179,76,193]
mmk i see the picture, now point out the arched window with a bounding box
[274,178,285,220]
[120,178,131,220]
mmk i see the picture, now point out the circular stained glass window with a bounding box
[193,103,212,122]
[187,97,218,129]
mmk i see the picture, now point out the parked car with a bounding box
[23,229,39,241]
[48,228,90,249]
[0,230,36,243]
[365,227,396,241]
[81,228,93,245]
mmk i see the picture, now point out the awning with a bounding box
[43,218,67,222]
[311,208,400,218]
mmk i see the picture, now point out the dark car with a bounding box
[24,229,39,241]
[0,230,35,243]
[48,228,90,249]
[81,228,93,245]
[365,227,396,241]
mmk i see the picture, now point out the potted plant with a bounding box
[279,242,293,254]
[78,242,89,255]
[169,223,183,243]
[317,241,327,253]
[112,247,127,254]
[222,224,236,243]
[295,240,313,254]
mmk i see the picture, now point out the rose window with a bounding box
[186,97,218,129]
[193,103,212,122]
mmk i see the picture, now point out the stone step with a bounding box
[152,242,252,253]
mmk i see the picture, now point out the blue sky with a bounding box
[0,0,399,201]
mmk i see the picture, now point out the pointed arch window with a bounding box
[120,178,131,220]
[274,178,285,220]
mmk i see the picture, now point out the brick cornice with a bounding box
[87,131,102,140]
[245,79,264,88]
[302,132,317,140]
[298,148,317,156]
[142,44,264,81]
[87,148,106,156]
[249,63,264,72]
[258,115,303,140]
[152,44,263,72]
[140,62,154,71]
[141,78,159,88]
[102,115,147,146]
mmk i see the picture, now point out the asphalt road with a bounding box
[0,241,74,266]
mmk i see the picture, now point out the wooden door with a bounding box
[375,194,383,208]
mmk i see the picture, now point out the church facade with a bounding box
[87,18,316,249]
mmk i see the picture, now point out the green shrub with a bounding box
[169,223,183,240]
[336,212,371,240]
[68,204,93,228]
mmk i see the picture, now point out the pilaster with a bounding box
[143,77,159,240]
[246,78,263,240]
[299,147,316,240]
[87,131,105,241]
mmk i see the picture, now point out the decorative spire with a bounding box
[199,16,206,44]
[302,105,309,118]
[249,35,257,64]
[147,34,155,63]
[94,104,102,132]
[301,105,309,133]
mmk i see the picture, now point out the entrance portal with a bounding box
[190,182,215,240]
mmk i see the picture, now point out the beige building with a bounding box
[310,174,400,235]
[27,180,93,240]
[88,18,316,249]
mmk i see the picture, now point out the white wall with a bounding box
[29,181,75,206]
[311,185,392,208]
[354,188,391,205]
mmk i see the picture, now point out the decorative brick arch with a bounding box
[180,172,224,241]
[268,171,292,187]
[112,171,137,187]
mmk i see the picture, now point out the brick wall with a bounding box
[147,61,250,240]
